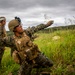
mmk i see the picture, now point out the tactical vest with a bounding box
[13,32,40,61]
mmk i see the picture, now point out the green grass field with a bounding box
[0,29,75,75]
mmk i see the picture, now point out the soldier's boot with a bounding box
[18,61,32,75]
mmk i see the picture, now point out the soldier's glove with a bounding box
[15,16,21,23]
[46,20,54,26]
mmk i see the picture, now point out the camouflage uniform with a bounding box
[0,17,53,75]
[0,17,7,66]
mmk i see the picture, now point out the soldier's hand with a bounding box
[46,20,54,26]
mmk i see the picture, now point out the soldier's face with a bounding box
[15,25,24,33]
[2,20,6,25]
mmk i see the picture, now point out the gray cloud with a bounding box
[0,0,75,31]
[0,0,74,10]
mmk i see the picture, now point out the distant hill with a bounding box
[51,24,75,30]
[39,24,75,33]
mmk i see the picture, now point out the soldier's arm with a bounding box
[3,28,7,37]
[0,36,15,47]
[25,20,54,35]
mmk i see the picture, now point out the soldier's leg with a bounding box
[18,61,33,75]
[0,48,4,66]
[34,53,53,68]
[34,53,53,75]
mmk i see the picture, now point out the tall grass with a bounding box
[0,29,75,75]
[34,29,75,75]
[0,48,19,75]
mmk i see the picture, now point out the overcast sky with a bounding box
[0,0,75,31]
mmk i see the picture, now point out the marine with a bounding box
[0,17,54,75]
[0,17,7,67]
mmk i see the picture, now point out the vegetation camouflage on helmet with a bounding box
[8,19,20,31]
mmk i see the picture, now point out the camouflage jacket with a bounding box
[25,23,48,38]
[0,23,49,60]
[0,24,7,48]
[0,24,7,38]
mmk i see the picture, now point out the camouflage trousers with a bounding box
[34,53,53,68]
[18,53,53,75]
[18,60,33,75]
[0,47,5,65]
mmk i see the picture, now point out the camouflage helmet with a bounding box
[0,17,6,22]
[8,19,20,31]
